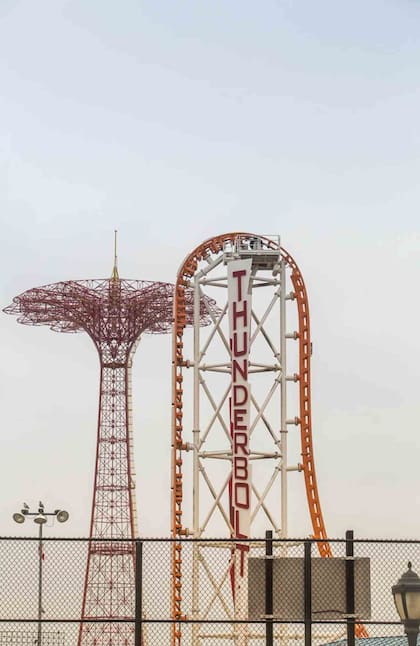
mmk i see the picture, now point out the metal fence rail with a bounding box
[0,534,416,645]
[0,632,65,645]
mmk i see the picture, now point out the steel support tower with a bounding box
[4,253,216,646]
[171,233,368,644]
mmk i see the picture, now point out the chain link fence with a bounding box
[0,534,417,645]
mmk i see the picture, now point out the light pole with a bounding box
[392,562,420,646]
[13,502,69,646]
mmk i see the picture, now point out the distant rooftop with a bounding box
[323,638,417,646]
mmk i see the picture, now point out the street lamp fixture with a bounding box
[12,512,25,524]
[392,562,420,646]
[13,502,69,646]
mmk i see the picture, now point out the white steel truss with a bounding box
[181,235,303,643]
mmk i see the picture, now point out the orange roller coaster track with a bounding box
[171,232,368,643]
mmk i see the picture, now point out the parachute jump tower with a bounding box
[4,239,216,646]
[171,233,368,644]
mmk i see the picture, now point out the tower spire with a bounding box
[111,229,119,280]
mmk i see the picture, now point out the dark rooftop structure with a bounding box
[323,637,417,646]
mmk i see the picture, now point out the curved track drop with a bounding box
[171,233,367,644]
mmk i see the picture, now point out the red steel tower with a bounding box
[4,250,216,645]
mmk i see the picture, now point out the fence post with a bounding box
[135,539,143,646]
[265,530,273,646]
[345,529,355,646]
[304,540,312,646]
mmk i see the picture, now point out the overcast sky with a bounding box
[1,0,420,540]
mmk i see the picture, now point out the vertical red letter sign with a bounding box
[228,258,252,588]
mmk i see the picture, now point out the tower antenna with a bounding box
[111,229,119,280]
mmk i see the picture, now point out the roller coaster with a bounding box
[171,232,368,644]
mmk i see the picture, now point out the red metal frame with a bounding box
[5,275,216,646]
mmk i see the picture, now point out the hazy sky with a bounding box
[1,0,420,540]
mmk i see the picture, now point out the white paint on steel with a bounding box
[184,234,302,643]
[227,258,253,646]
[280,260,288,539]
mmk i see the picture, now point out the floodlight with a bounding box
[33,514,47,525]
[13,512,25,524]
[56,510,69,523]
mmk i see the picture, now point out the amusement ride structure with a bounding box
[4,238,216,646]
[171,232,367,644]
[3,231,367,645]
